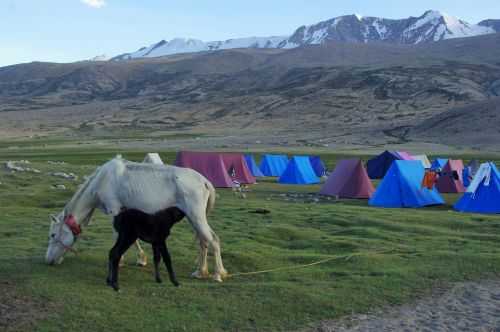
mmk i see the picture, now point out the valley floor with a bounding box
[1,141,500,331]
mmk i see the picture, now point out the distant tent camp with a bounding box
[143,153,164,165]
[369,160,444,208]
[367,151,403,179]
[319,159,375,198]
[259,154,289,177]
[220,153,256,184]
[174,151,233,188]
[431,158,448,170]
[278,156,320,185]
[436,159,465,193]
[395,151,414,160]
[309,156,326,177]
[454,162,500,214]
[413,155,431,169]
[244,155,264,177]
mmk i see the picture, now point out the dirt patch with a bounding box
[0,280,51,332]
[304,280,500,332]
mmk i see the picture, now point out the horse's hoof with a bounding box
[213,274,224,283]
[155,277,163,284]
[136,260,147,267]
[219,269,229,279]
[191,270,209,279]
[172,280,180,287]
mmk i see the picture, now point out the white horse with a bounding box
[45,155,227,282]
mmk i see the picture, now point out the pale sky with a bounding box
[1,0,499,67]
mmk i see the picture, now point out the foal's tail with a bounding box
[205,180,216,216]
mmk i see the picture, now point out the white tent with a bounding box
[413,155,431,169]
[143,153,164,165]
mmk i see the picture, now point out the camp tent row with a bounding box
[171,151,498,214]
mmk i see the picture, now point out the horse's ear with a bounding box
[50,214,59,223]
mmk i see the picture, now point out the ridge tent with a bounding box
[143,153,164,165]
[367,150,403,179]
[278,156,320,185]
[220,153,256,184]
[244,155,264,177]
[395,151,415,160]
[436,159,465,193]
[413,155,431,169]
[309,156,326,177]
[454,162,500,214]
[319,159,374,198]
[431,158,448,170]
[259,154,289,177]
[369,160,444,208]
[174,151,233,188]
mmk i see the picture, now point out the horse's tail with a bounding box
[205,180,216,216]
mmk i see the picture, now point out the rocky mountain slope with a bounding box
[110,10,498,61]
[1,33,500,150]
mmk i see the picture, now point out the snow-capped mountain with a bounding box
[110,10,498,61]
[280,10,495,47]
[112,36,286,61]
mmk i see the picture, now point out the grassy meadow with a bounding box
[1,140,500,331]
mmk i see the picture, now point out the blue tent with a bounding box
[244,155,264,177]
[431,158,448,170]
[309,156,326,177]
[278,156,320,184]
[367,151,402,179]
[259,154,289,177]
[454,163,500,214]
[369,160,444,208]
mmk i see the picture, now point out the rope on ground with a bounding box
[226,248,399,278]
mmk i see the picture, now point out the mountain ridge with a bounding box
[108,10,498,61]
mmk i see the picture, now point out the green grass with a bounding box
[1,147,500,331]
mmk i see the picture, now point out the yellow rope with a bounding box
[226,249,396,278]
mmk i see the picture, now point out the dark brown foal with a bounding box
[107,207,185,291]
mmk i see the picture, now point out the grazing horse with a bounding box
[108,207,185,291]
[46,156,227,282]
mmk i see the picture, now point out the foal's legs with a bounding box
[159,242,179,287]
[107,234,137,291]
[152,245,162,283]
[113,229,147,267]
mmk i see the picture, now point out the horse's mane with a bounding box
[63,166,101,218]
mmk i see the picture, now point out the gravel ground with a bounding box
[306,280,500,332]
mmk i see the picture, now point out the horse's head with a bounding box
[46,213,81,265]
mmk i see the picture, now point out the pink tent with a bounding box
[320,159,375,199]
[174,151,234,188]
[436,159,465,193]
[220,153,256,184]
[396,151,415,160]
